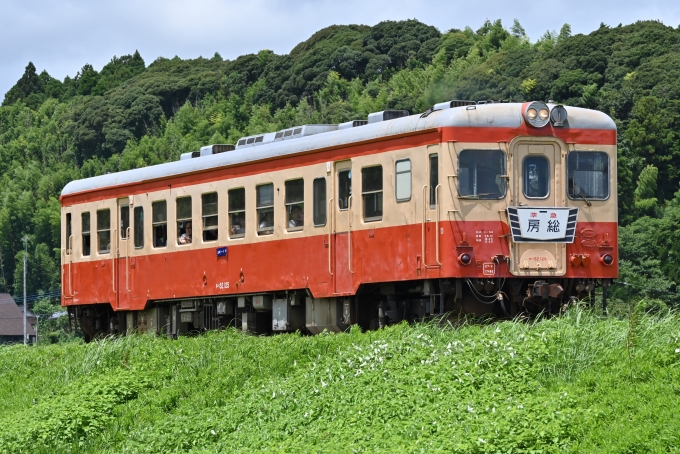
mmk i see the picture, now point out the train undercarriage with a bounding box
[70,277,611,342]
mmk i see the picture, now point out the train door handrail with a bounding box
[112,229,117,294]
[126,227,131,292]
[328,198,333,276]
[68,235,75,296]
[435,184,441,266]
[421,185,427,267]
[347,195,353,274]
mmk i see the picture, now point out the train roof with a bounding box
[61,103,615,197]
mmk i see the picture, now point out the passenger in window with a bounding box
[230,214,245,235]
[288,205,303,228]
[259,212,273,235]
[179,221,192,244]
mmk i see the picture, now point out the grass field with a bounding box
[1,308,679,453]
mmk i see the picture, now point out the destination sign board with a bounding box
[506,207,578,243]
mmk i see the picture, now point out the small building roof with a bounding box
[0,293,36,336]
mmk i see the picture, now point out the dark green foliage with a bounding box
[2,18,680,311]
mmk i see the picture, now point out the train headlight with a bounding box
[600,253,614,266]
[524,101,551,127]
[458,253,472,265]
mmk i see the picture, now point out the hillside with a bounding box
[1,19,680,323]
[0,309,679,452]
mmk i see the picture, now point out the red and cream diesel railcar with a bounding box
[60,101,617,340]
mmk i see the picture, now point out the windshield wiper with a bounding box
[459,193,495,199]
[576,188,592,206]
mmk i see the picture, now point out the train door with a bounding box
[423,146,441,273]
[333,161,354,294]
[116,198,131,309]
[62,207,74,301]
[509,140,567,275]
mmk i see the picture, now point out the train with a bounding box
[60,100,617,340]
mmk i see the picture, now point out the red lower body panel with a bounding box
[62,220,618,310]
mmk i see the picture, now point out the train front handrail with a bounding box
[328,198,333,276]
[348,195,353,274]
[126,227,131,292]
[112,229,117,295]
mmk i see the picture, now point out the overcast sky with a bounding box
[1,0,678,100]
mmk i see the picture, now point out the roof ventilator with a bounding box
[367,110,409,124]
[338,120,368,130]
[180,144,235,160]
[236,124,338,149]
[433,100,476,110]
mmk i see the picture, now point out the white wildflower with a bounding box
[210,430,216,435]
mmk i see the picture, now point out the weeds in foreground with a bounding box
[0,307,678,453]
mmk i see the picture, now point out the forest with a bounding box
[1,18,679,338]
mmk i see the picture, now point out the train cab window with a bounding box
[81,212,91,256]
[176,197,192,244]
[313,177,327,226]
[568,151,609,200]
[395,159,411,202]
[523,156,550,198]
[429,154,438,207]
[256,184,274,236]
[65,213,72,254]
[338,170,351,210]
[120,205,130,239]
[458,150,506,199]
[202,193,218,242]
[362,166,383,221]
[285,179,304,231]
[228,188,246,238]
[152,201,167,248]
[97,209,111,254]
[134,206,144,248]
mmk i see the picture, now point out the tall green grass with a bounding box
[1,308,679,453]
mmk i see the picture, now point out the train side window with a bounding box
[395,159,411,202]
[567,151,609,200]
[120,205,130,239]
[176,197,192,244]
[523,156,550,199]
[256,184,274,236]
[458,150,506,199]
[65,213,72,254]
[429,154,438,207]
[133,206,144,248]
[202,192,218,242]
[285,179,304,231]
[228,188,246,238]
[313,177,326,226]
[152,201,167,248]
[338,170,351,210]
[97,209,111,254]
[362,166,383,221]
[82,212,91,256]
